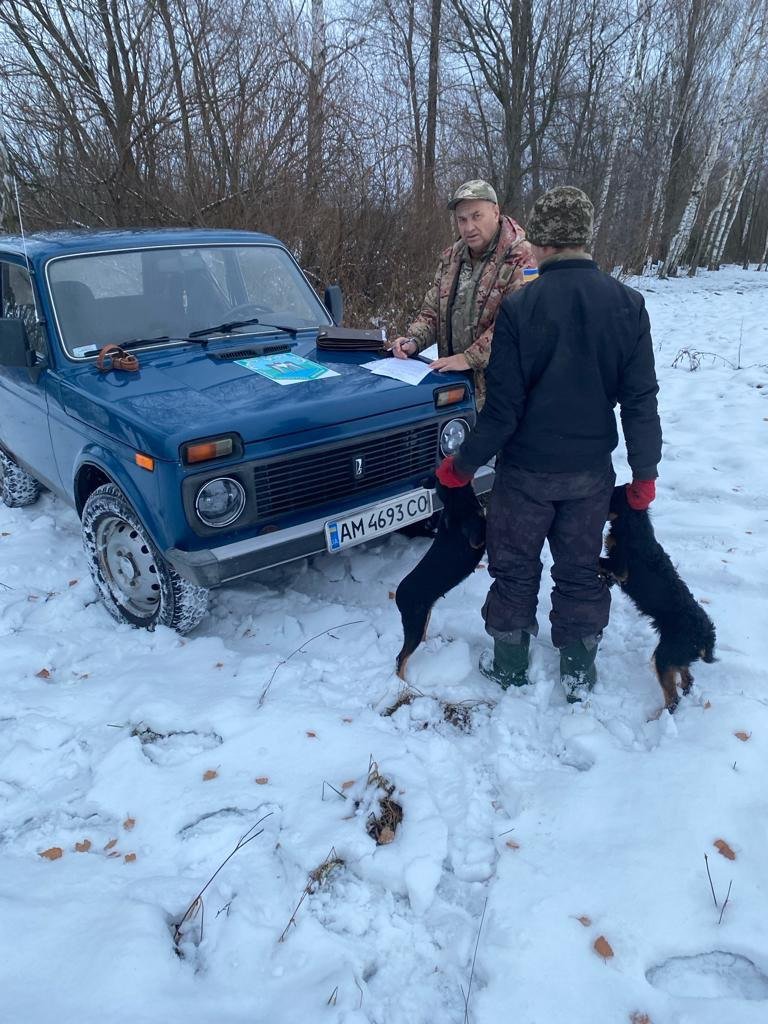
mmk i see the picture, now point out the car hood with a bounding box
[55,343,455,460]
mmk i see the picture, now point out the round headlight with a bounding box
[440,418,468,456]
[195,477,246,528]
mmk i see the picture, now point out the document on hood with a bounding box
[361,357,434,386]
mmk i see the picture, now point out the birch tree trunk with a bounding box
[741,169,761,268]
[695,167,733,271]
[757,223,768,271]
[0,128,18,234]
[660,3,766,277]
[710,164,751,269]
[423,0,442,204]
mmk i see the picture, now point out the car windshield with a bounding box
[46,244,331,358]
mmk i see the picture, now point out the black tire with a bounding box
[0,448,41,507]
[81,482,208,633]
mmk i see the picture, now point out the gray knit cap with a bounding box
[526,186,594,246]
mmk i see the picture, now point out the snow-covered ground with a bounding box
[2,266,767,1024]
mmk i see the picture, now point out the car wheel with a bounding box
[0,448,41,507]
[81,483,208,633]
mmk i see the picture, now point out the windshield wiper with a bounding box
[188,317,298,339]
[117,334,210,348]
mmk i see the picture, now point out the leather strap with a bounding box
[96,344,139,372]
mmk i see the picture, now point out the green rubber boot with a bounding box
[560,636,599,703]
[479,632,531,690]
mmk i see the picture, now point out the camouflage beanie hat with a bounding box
[526,186,594,247]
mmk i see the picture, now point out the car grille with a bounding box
[253,422,440,520]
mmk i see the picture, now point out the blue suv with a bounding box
[0,229,492,632]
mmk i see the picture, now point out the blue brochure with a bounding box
[235,353,339,385]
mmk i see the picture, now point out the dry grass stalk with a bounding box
[381,686,422,717]
[279,846,345,942]
[363,759,403,844]
[173,812,272,953]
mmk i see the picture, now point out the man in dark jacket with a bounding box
[436,186,662,697]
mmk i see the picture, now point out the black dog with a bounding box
[601,484,716,712]
[395,481,486,679]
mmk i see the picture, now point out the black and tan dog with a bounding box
[601,484,716,712]
[395,480,486,679]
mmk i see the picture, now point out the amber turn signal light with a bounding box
[184,438,234,464]
[435,385,467,407]
[134,452,154,471]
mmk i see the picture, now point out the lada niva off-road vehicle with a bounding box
[0,229,492,632]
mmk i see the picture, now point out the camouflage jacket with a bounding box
[407,215,536,408]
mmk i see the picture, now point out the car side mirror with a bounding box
[324,284,344,326]
[0,318,34,368]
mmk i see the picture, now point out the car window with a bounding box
[47,244,331,357]
[0,261,46,358]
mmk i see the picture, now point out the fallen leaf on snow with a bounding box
[593,936,614,959]
[124,853,136,863]
[388,591,395,600]
[714,838,736,860]
[123,817,136,830]
[377,827,396,845]
[575,915,591,927]
[74,840,92,853]
[342,718,353,723]
[104,838,118,851]
[214,662,224,668]
[35,668,51,679]
[68,579,78,586]
[734,731,751,741]
[629,1014,652,1024]
[107,851,121,858]
[703,701,712,709]
[254,777,269,785]
[39,847,63,861]
[203,769,218,781]
[306,731,317,738]
[505,840,520,850]
[341,780,356,790]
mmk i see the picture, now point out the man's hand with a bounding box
[430,353,471,372]
[436,455,473,489]
[626,479,656,510]
[389,337,418,359]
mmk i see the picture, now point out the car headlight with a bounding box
[195,477,246,528]
[440,418,468,456]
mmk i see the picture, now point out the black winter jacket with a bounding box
[454,259,662,479]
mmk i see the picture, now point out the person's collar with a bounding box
[538,249,593,270]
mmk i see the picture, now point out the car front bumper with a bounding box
[166,464,495,588]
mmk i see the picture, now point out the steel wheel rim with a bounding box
[95,514,161,619]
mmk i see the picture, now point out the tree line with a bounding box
[1,0,766,327]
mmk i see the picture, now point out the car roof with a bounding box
[0,227,284,261]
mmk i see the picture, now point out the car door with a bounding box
[0,257,61,490]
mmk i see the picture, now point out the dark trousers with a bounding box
[483,462,615,648]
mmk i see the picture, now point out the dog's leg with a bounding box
[422,609,432,643]
[656,665,681,713]
[396,653,409,682]
[680,667,694,695]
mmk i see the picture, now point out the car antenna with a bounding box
[13,178,43,323]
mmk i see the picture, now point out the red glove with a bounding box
[436,455,473,489]
[626,479,656,510]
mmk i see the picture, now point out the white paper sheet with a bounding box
[361,357,433,386]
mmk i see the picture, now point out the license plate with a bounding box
[325,489,434,552]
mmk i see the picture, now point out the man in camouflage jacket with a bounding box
[391,180,536,409]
